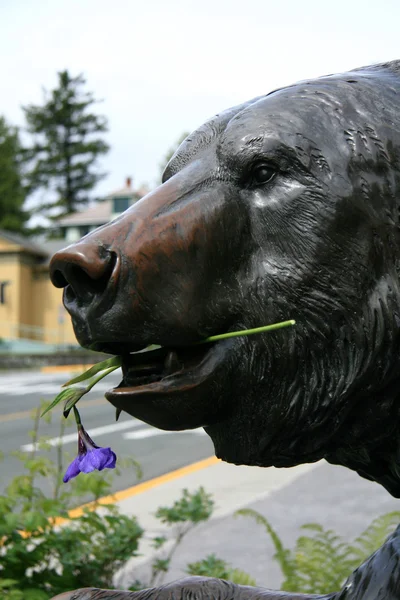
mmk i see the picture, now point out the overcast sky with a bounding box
[1,0,399,200]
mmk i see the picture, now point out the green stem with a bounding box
[28,406,42,510]
[41,319,296,418]
[73,406,82,426]
[196,319,296,344]
[54,416,66,500]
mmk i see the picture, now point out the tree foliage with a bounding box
[0,116,28,233]
[23,70,109,218]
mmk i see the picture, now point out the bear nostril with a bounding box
[50,246,118,308]
[51,269,69,289]
[65,257,117,306]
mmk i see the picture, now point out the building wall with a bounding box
[31,267,76,345]
[0,238,77,345]
[0,252,22,340]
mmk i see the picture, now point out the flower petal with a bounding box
[63,456,82,483]
[102,448,117,469]
[79,447,116,473]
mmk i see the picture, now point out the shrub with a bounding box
[0,402,143,598]
[237,508,400,594]
[186,554,256,586]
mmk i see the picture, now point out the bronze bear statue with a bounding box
[50,60,400,599]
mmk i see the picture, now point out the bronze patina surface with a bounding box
[50,60,400,599]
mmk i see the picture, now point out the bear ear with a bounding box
[161,132,191,184]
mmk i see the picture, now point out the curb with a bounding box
[41,364,95,373]
[53,455,219,527]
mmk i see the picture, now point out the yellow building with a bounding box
[0,179,148,350]
[0,229,76,347]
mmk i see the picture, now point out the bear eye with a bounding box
[250,163,276,186]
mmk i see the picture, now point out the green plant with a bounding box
[237,508,400,594]
[186,554,256,586]
[0,402,143,598]
[2,397,247,598]
[147,487,215,587]
[0,579,27,600]
[126,488,256,590]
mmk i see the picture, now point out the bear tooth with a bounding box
[164,350,182,375]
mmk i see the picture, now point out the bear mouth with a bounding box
[105,340,228,401]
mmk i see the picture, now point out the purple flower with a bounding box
[63,424,117,483]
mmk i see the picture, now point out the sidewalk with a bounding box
[108,455,400,591]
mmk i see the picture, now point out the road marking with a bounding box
[124,428,207,440]
[21,419,143,451]
[0,381,113,396]
[0,397,107,424]
[53,455,219,525]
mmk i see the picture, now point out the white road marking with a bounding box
[1,381,113,396]
[21,419,143,452]
[123,428,207,440]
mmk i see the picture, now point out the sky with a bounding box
[1,0,400,201]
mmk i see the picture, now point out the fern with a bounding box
[348,511,400,561]
[236,509,400,594]
[236,508,298,589]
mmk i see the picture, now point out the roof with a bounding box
[38,238,73,255]
[56,184,149,227]
[56,199,114,226]
[105,185,138,199]
[0,231,75,266]
[0,229,48,257]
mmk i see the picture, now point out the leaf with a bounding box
[236,508,295,584]
[62,387,88,417]
[23,589,49,600]
[40,387,84,417]
[155,487,214,525]
[152,558,170,573]
[62,356,122,387]
[228,568,257,586]
[151,535,167,549]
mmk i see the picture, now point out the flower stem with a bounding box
[73,406,82,426]
[42,319,296,418]
[54,416,66,500]
[195,319,296,344]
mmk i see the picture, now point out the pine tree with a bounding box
[23,70,109,218]
[0,116,28,233]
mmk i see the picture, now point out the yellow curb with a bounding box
[41,364,95,373]
[53,455,220,527]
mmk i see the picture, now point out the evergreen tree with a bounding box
[23,70,109,218]
[0,116,28,233]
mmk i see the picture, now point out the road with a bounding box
[0,368,214,500]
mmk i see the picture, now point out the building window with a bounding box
[113,197,130,213]
[79,225,90,237]
[0,281,10,304]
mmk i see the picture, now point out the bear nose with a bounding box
[49,243,118,308]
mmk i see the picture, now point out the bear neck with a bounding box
[325,374,400,498]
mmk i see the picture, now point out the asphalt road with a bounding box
[0,368,214,500]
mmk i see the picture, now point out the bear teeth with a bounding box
[163,350,182,375]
